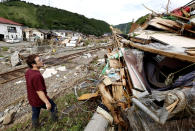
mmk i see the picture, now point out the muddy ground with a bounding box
[0,41,109,130]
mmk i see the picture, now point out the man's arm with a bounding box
[37,91,51,110]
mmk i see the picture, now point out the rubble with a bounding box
[56,66,67,72]
[42,68,58,78]
[82,53,92,59]
[85,1,195,130]
[10,51,21,67]
[2,111,16,125]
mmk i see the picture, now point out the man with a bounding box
[25,54,58,128]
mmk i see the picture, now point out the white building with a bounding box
[52,30,66,38]
[52,30,76,38]
[23,28,44,42]
[0,17,23,42]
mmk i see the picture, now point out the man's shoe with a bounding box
[51,112,58,122]
[32,119,39,128]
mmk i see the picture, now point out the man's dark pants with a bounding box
[31,99,57,127]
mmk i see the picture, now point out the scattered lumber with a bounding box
[129,42,195,63]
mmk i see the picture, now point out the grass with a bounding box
[2,46,9,51]
[6,88,99,131]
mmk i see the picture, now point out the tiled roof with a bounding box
[0,17,22,26]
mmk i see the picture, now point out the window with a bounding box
[7,26,17,33]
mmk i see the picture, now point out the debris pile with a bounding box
[84,2,195,131]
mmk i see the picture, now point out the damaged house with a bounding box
[0,17,22,43]
[23,28,44,42]
[52,30,76,38]
[52,30,67,38]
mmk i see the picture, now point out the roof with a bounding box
[23,28,41,32]
[0,17,22,26]
[52,30,75,33]
[39,29,50,34]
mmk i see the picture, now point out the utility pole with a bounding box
[48,0,50,6]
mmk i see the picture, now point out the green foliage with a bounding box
[0,1,111,36]
[2,46,9,51]
[114,22,132,34]
[6,89,98,131]
[135,14,149,25]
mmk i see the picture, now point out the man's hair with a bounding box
[26,54,39,68]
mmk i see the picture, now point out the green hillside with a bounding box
[114,22,132,34]
[114,14,149,34]
[0,0,111,36]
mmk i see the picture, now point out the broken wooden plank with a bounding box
[185,50,195,56]
[152,17,181,29]
[112,86,124,101]
[103,77,112,86]
[131,30,195,48]
[149,20,177,33]
[129,42,195,63]
[130,37,151,44]
[77,91,99,101]
[120,68,125,79]
[150,33,195,48]
[98,83,114,103]
[103,77,126,86]
[170,13,190,21]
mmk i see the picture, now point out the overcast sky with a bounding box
[22,0,191,25]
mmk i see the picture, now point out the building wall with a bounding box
[0,23,23,41]
[54,32,66,38]
[32,30,44,40]
[24,29,44,41]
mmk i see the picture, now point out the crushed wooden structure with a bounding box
[84,1,195,131]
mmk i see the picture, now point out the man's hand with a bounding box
[37,91,51,110]
[46,102,51,110]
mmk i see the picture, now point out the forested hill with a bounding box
[114,14,149,34]
[0,0,111,36]
[114,22,132,34]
